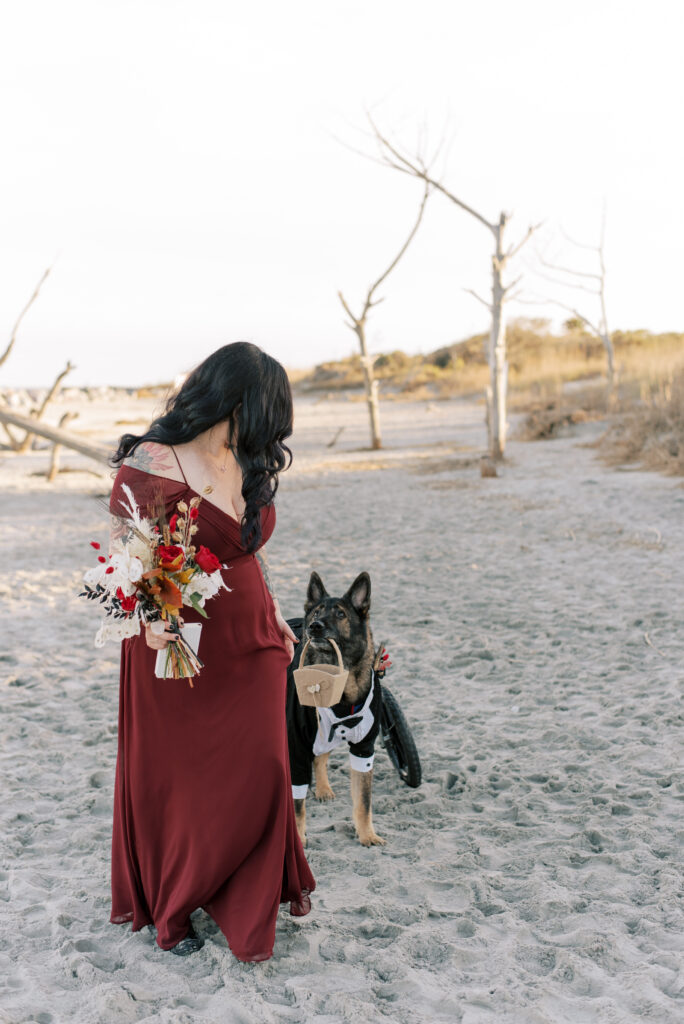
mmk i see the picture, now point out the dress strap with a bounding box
[170,446,189,486]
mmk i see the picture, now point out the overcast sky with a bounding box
[1,0,681,387]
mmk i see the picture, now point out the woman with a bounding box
[108,342,315,961]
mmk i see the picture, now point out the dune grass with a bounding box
[295,320,684,406]
[295,320,684,473]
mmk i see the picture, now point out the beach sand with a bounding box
[0,392,682,1023]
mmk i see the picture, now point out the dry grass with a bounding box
[293,322,684,405]
[294,323,684,474]
[599,372,684,474]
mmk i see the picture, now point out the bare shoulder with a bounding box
[123,441,183,480]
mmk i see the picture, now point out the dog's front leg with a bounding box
[293,798,307,846]
[350,768,385,846]
[313,752,335,801]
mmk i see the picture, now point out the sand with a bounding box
[0,392,682,1023]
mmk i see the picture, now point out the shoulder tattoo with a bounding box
[124,441,175,475]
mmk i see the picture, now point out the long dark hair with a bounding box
[112,342,293,552]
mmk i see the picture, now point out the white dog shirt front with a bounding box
[290,676,377,800]
[312,674,375,761]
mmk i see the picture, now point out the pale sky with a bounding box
[1,0,681,387]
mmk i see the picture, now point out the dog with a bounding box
[286,570,386,847]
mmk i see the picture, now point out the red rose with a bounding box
[90,541,101,550]
[157,544,185,571]
[116,587,138,613]
[98,555,106,563]
[169,514,179,533]
[189,507,199,520]
[105,566,115,575]
[195,545,221,573]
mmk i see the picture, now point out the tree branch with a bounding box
[505,222,543,261]
[523,295,602,337]
[502,274,523,295]
[36,360,75,418]
[531,266,601,295]
[338,182,430,327]
[366,181,430,305]
[366,112,496,236]
[0,266,52,370]
[17,360,75,453]
[337,290,356,324]
[537,255,602,282]
[464,288,492,312]
[559,225,599,252]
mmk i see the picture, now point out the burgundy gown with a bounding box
[108,463,315,961]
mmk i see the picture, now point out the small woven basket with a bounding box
[293,637,348,708]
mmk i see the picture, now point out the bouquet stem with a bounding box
[162,617,204,686]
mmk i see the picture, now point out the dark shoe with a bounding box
[169,924,204,956]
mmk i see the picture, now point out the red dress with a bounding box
[108,465,315,961]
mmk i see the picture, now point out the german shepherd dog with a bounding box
[286,571,386,847]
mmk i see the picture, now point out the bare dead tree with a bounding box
[531,206,617,398]
[338,181,430,449]
[17,360,76,453]
[0,266,52,370]
[365,116,540,459]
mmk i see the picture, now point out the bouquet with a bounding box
[80,484,229,686]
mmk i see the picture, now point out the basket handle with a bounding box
[298,635,344,671]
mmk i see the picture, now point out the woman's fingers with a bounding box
[282,620,298,643]
[144,621,179,650]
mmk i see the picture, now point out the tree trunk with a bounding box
[489,219,508,459]
[47,411,79,481]
[601,332,617,402]
[0,405,110,463]
[356,325,382,449]
[599,284,617,401]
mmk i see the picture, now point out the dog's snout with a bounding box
[309,619,325,636]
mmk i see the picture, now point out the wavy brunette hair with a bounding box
[112,342,293,552]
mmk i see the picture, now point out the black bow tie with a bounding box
[327,715,363,743]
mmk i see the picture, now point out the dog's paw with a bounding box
[358,831,386,847]
[315,784,335,802]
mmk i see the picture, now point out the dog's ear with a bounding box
[305,571,328,613]
[345,572,371,618]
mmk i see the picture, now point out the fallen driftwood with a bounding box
[0,405,110,464]
[47,411,79,481]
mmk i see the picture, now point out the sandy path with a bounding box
[0,397,682,1023]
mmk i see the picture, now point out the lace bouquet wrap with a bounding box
[80,484,229,686]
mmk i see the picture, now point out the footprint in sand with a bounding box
[442,770,467,794]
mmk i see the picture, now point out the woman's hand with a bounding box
[144,619,182,650]
[274,608,297,661]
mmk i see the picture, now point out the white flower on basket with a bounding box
[184,567,230,608]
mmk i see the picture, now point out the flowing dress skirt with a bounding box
[108,467,315,960]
